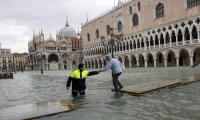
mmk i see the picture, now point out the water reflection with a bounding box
[0,67,200,120]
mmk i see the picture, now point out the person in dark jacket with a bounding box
[66,63,99,96]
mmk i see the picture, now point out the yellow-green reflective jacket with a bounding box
[66,69,98,92]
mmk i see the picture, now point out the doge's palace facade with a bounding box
[82,0,200,68]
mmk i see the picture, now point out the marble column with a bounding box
[129,61,132,67]
[154,59,157,67]
[137,60,139,67]
[189,31,192,44]
[145,60,148,67]
[182,33,185,45]
[176,58,179,67]
[170,35,172,47]
[198,29,200,43]
[164,59,167,67]
[190,57,193,67]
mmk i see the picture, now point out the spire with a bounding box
[86,13,88,21]
[65,15,69,26]
[33,29,35,36]
[77,27,80,36]
[56,30,58,35]
[41,28,43,35]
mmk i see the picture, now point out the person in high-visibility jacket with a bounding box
[66,63,99,96]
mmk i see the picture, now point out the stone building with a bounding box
[0,43,13,71]
[26,18,83,71]
[82,0,200,68]
[12,52,28,71]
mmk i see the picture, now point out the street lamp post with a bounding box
[101,28,121,58]
[41,54,43,74]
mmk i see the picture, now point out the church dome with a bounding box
[58,17,77,38]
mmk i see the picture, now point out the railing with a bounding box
[166,43,170,47]
[185,40,190,44]
[178,41,183,46]
[192,39,198,44]
[84,39,200,59]
[172,43,176,46]
[155,45,159,49]
[160,44,165,48]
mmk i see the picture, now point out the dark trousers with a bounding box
[112,72,123,92]
[72,91,85,96]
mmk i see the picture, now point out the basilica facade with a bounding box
[26,18,83,71]
[82,0,200,68]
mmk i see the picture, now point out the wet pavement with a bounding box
[0,67,200,120]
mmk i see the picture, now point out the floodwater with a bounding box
[0,67,200,120]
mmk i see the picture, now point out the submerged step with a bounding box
[112,75,200,96]
[0,99,78,120]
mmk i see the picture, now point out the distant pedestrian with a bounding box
[99,54,123,92]
[66,63,99,96]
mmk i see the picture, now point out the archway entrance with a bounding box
[179,49,189,66]
[48,54,59,70]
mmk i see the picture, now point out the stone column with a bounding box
[144,40,147,50]
[144,59,148,67]
[198,29,200,43]
[149,40,151,50]
[164,59,167,67]
[158,38,161,48]
[182,33,185,45]
[170,35,172,47]
[98,63,100,68]
[189,31,192,44]
[175,34,178,46]
[129,61,132,67]
[137,60,139,67]
[176,58,179,67]
[190,57,193,67]
[154,59,157,67]
[164,37,166,47]
[153,39,156,49]
[136,42,138,51]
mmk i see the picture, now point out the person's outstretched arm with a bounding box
[87,71,99,76]
[99,61,112,72]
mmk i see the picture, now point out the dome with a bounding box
[59,26,77,38]
[58,17,77,38]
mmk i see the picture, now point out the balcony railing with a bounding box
[84,39,200,58]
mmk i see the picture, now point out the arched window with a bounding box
[96,29,99,38]
[106,25,110,35]
[187,0,200,8]
[138,2,140,11]
[129,6,132,14]
[118,21,122,32]
[132,14,139,26]
[87,33,90,41]
[156,3,164,19]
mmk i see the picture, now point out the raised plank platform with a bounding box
[0,99,78,120]
[112,75,200,96]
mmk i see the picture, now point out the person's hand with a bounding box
[66,87,70,90]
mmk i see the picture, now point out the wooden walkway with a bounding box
[112,75,200,96]
[0,99,78,120]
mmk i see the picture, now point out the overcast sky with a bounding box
[0,0,115,53]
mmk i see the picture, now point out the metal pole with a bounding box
[41,57,43,74]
